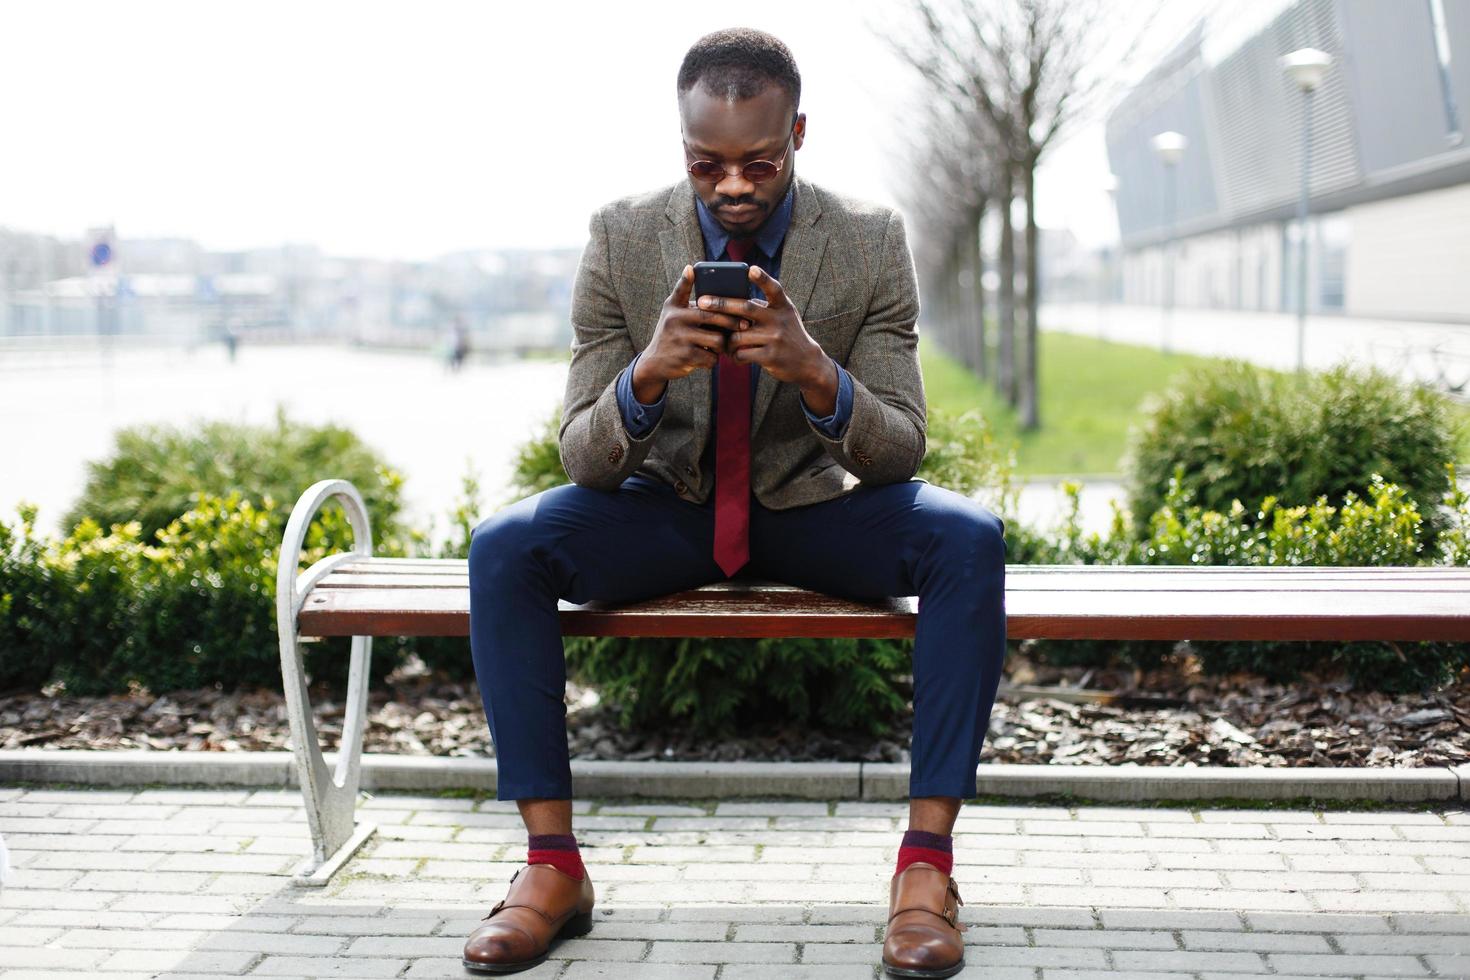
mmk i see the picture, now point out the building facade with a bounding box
[1106,0,1470,322]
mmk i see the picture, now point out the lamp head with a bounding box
[1281,47,1332,91]
[1150,131,1188,166]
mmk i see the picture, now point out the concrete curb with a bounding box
[1,749,1464,803]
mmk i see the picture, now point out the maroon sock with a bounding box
[896,829,954,877]
[526,833,585,880]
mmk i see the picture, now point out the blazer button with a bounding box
[674,480,688,494]
[608,445,624,464]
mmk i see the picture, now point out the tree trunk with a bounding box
[1020,158,1040,430]
[969,202,989,382]
[997,165,1017,407]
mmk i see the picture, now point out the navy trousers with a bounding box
[467,472,1007,801]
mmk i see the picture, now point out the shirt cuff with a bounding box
[616,350,667,439]
[800,357,853,439]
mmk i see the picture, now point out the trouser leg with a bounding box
[748,479,1008,799]
[467,474,724,800]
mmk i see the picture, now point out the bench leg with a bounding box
[277,480,379,886]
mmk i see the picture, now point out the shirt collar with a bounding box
[694,182,795,262]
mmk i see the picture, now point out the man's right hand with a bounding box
[631,265,748,404]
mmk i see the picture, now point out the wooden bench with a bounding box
[278,480,1470,884]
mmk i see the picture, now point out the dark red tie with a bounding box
[713,237,754,577]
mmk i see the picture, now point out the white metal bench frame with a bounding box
[276,479,379,885]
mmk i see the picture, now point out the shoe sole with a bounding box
[882,958,965,978]
[462,909,594,974]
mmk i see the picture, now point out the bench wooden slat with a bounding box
[294,563,1470,642]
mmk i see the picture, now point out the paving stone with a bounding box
[1022,820,1145,837]
[1269,952,1432,975]
[1180,930,1332,952]
[1112,949,1267,972]
[0,888,116,909]
[1311,890,1460,913]
[799,942,881,963]
[1388,912,1470,933]
[341,935,465,956]
[733,924,874,943]
[0,946,109,969]
[1,832,128,852]
[0,926,64,946]
[978,906,1099,928]
[196,931,348,955]
[646,940,797,963]
[716,802,830,816]
[8,910,157,929]
[725,967,876,980]
[251,954,406,975]
[1028,885,1169,907]
[73,870,210,893]
[1336,934,1470,954]
[1100,909,1242,931]
[58,928,206,949]
[1168,888,1315,911]
[563,964,715,980]
[98,949,262,973]
[971,945,1108,968]
[1032,927,1176,949]
[1245,911,1393,933]
[133,789,252,805]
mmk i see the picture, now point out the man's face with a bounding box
[679,82,806,238]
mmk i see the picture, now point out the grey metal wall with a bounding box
[1107,0,1467,247]
[1446,0,1470,141]
[1105,25,1220,242]
[1339,0,1455,175]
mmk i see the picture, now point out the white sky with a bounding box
[0,0,1212,261]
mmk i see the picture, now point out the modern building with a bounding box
[1106,0,1470,322]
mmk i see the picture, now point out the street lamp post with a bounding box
[1281,47,1332,373]
[1150,131,1187,355]
[1100,173,1119,342]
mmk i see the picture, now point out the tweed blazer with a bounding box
[558,175,927,511]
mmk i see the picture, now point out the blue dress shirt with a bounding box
[614,183,854,444]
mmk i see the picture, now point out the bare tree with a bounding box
[890,0,1158,430]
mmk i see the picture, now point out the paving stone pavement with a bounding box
[1,787,1468,978]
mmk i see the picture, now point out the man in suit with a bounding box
[463,28,1007,978]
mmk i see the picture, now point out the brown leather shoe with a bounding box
[463,863,595,974]
[881,861,966,978]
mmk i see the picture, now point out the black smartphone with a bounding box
[692,261,749,312]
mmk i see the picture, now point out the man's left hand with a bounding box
[694,266,830,389]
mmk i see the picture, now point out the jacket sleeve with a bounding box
[803,208,927,484]
[558,207,666,490]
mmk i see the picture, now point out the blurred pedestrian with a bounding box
[448,316,470,372]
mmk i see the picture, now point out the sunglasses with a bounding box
[685,131,794,185]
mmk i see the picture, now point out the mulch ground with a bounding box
[4,649,1467,768]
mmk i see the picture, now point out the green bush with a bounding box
[1122,361,1462,548]
[573,635,910,736]
[64,407,408,542]
[0,494,397,698]
[0,506,54,692]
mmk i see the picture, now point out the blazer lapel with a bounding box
[752,176,829,436]
[659,182,712,449]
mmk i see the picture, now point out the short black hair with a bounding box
[677,28,801,117]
